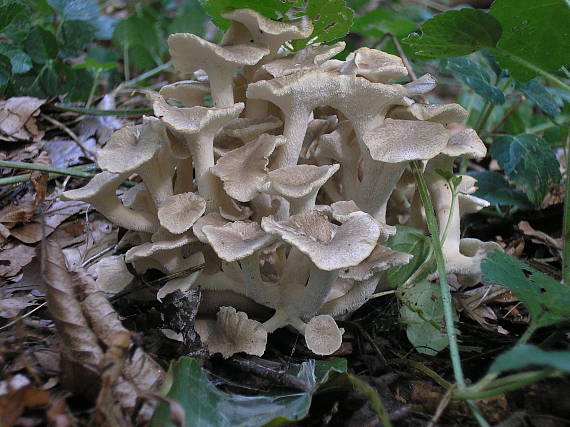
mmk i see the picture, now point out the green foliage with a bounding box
[403,8,501,58]
[351,8,416,39]
[0,1,27,32]
[490,134,562,206]
[47,0,100,21]
[490,0,570,82]
[489,344,570,374]
[199,0,293,30]
[293,0,354,49]
[400,280,451,356]
[469,171,533,211]
[482,251,570,331]
[442,57,505,105]
[385,226,435,287]
[151,357,347,427]
[516,79,561,117]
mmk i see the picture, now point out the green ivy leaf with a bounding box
[293,0,354,49]
[59,20,97,58]
[400,280,451,356]
[351,8,415,39]
[0,43,32,74]
[490,0,570,82]
[385,226,434,287]
[168,5,208,37]
[442,57,505,105]
[489,344,570,374]
[24,27,58,64]
[46,0,100,21]
[0,1,27,32]
[469,171,533,210]
[482,251,570,331]
[92,15,119,40]
[0,54,12,87]
[199,0,293,30]
[516,79,561,117]
[490,134,561,206]
[403,8,502,58]
[151,357,347,427]
[113,14,160,50]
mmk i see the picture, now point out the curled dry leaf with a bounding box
[0,97,45,142]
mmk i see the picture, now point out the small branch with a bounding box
[386,33,418,81]
[487,94,526,135]
[0,164,99,187]
[113,61,172,93]
[40,113,97,161]
[225,357,310,392]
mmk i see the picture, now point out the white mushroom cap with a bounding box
[261,210,380,271]
[459,193,490,215]
[195,306,267,358]
[193,212,229,243]
[261,42,346,78]
[97,117,163,174]
[339,245,413,281]
[168,33,269,107]
[157,192,206,234]
[159,80,210,107]
[221,8,313,54]
[202,221,274,262]
[62,171,157,233]
[94,255,135,294]
[404,74,438,96]
[363,119,449,163]
[261,164,340,199]
[304,315,344,355]
[212,134,285,202]
[441,128,487,160]
[220,116,282,142]
[125,232,196,274]
[388,103,468,124]
[340,47,408,83]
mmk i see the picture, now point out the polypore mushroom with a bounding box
[195,306,268,358]
[304,314,344,355]
[259,163,340,215]
[221,8,312,59]
[260,210,380,339]
[211,134,285,202]
[62,171,157,233]
[168,33,269,107]
[157,192,206,234]
[151,93,243,212]
[340,47,408,83]
[159,80,210,107]
[97,116,174,208]
[247,70,410,168]
[357,118,450,222]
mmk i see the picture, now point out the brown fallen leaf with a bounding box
[518,221,562,253]
[30,151,51,210]
[0,295,35,318]
[0,243,36,278]
[10,200,88,244]
[41,239,103,367]
[0,374,50,427]
[0,97,46,142]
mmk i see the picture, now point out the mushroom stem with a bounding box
[138,156,174,208]
[186,133,218,211]
[299,265,339,319]
[239,253,266,302]
[209,71,235,108]
[271,106,311,169]
[281,247,311,286]
[357,158,406,222]
[289,190,319,215]
[319,277,378,318]
[263,310,305,333]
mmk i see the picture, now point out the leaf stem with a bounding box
[0,164,99,187]
[562,132,570,284]
[493,48,570,92]
[0,160,95,178]
[411,160,465,387]
[52,105,153,116]
[86,69,101,109]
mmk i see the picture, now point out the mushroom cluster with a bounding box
[63,9,498,357]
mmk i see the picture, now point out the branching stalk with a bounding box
[563,132,570,284]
